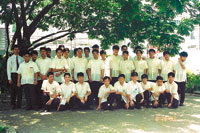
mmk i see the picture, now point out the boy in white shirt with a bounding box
[74,72,93,110]
[58,73,76,111]
[41,72,61,112]
[159,51,175,81]
[151,76,166,108]
[164,72,179,108]
[17,52,39,110]
[140,74,154,108]
[100,50,110,77]
[109,45,121,85]
[62,48,73,79]
[88,49,104,105]
[119,51,135,82]
[127,72,144,109]
[133,50,148,81]
[96,76,116,110]
[174,51,188,106]
[114,74,129,109]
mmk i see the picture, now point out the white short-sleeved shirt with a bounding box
[127,81,144,101]
[17,61,39,85]
[146,58,160,80]
[159,59,175,81]
[102,58,110,77]
[151,84,166,100]
[41,80,60,95]
[114,81,128,103]
[51,57,64,83]
[109,55,122,77]
[75,82,91,99]
[36,57,52,80]
[60,81,76,105]
[72,57,88,81]
[164,81,179,100]
[133,59,148,81]
[88,58,104,81]
[141,81,155,91]
[120,59,135,82]
[98,84,115,103]
[174,61,187,82]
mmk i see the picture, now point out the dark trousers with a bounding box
[101,93,116,110]
[115,94,126,108]
[23,84,38,110]
[176,82,186,104]
[128,94,143,109]
[10,73,22,108]
[58,97,75,111]
[74,94,94,109]
[42,94,60,111]
[36,80,43,108]
[165,92,179,108]
[89,81,103,104]
[144,90,151,106]
[111,77,118,86]
[152,93,165,108]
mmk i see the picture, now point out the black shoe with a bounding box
[180,103,184,106]
[159,104,163,108]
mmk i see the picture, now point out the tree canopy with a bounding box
[0,0,199,56]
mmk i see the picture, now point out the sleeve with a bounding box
[110,85,115,91]
[85,59,88,70]
[172,61,175,70]
[87,60,91,69]
[127,83,131,95]
[100,60,105,70]
[56,83,61,94]
[59,84,64,96]
[158,60,163,70]
[72,83,76,92]
[41,80,47,91]
[7,58,11,80]
[131,60,135,70]
[164,82,168,90]
[144,61,148,69]
[86,82,91,92]
[156,59,161,69]
[17,64,22,74]
[173,83,178,94]
[33,63,39,73]
[51,59,55,69]
[113,83,118,92]
[138,83,144,93]
[151,84,156,93]
[162,85,166,92]
[98,86,102,98]
[109,57,113,69]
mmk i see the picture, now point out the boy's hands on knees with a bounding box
[125,103,129,109]
[154,100,158,106]
[130,101,134,106]
[80,98,85,104]
[168,103,172,108]
[84,96,88,102]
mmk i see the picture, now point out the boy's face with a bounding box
[64,75,70,82]
[48,75,54,82]
[157,80,163,86]
[180,56,187,62]
[24,54,31,62]
[64,51,69,58]
[56,50,63,58]
[142,78,148,84]
[168,76,174,83]
[113,49,119,56]
[13,48,20,55]
[149,51,155,58]
[104,78,110,86]
[40,50,46,57]
[136,51,142,58]
[32,54,37,61]
[123,53,128,60]
[78,76,84,83]
[164,54,170,60]
[119,77,125,84]
[93,52,98,59]
[47,51,51,57]
[101,54,106,59]
[84,49,90,56]
[131,76,138,81]
[77,49,83,57]
[122,47,127,52]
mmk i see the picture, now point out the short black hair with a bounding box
[103,76,110,81]
[163,51,170,56]
[31,50,38,56]
[84,47,90,52]
[46,48,51,52]
[58,45,65,49]
[13,45,19,50]
[136,49,143,54]
[134,46,142,51]
[56,48,62,53]
[121,45,127,50]
[74,48,78,55]
[23,51,31,56]
[63,48,70,53]
[149,49,155,53]
[47,72,54,77]
[40,47,46,51]
[168,72,175,78]
[156,76,163,81]
[77,47,83,51]
[77,72,84,77]
[118,74,125,79]
[92,49,99,53]
[112,45,119,50]
[92,44,99,49]
[123,51,129,55]
[100,50,106,55]
[64,73,71,77]
[179,51,188,57]
[131,72,138,77]
[141,74,148,79]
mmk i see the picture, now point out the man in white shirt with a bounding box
[31,50,38,62]
[133,50,148,81]
[151,76,166,108]
[51,48,65,84]
[88,49,104,105]
[41,72,61,112]
[17,52,39,110]
[74,72,93,110]
[119,51,135,82]
[35,47,52,108]
[100,50,110,77]
[159,51,175,81]
[84,47,92,62]
[127,72,144,109]
[164,72,179,108]
[114,74,129,109]
[58,73,76,111]
[141,74,154,108]
[174,51,188,106]
[7,45,24,109]
[146,49,160,82]
[71,48,88,82]
[96,76,116,110]
[109,45,121,85]
[62,48,73,79]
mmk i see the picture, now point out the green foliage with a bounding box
[0,125,8,133]
[186,72,200,93]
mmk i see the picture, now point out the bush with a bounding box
[0,125,8,133]
[186,71,200,93]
